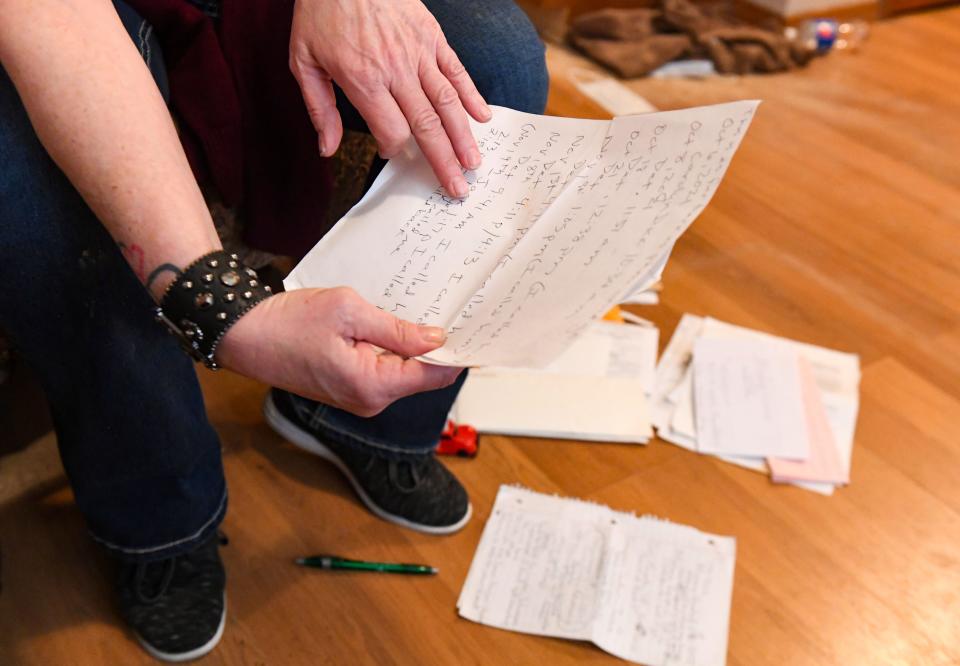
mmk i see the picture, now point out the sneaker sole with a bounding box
[263,392,472,535]
[135,592,226,663]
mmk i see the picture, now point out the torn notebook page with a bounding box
[286,102,759,368]
[457,486,736,666]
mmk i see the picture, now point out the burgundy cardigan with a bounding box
[125,0,334,258]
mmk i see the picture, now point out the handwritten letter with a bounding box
[458,486,736,666]
[286,102,759,367]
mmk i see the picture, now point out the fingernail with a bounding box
[467,149,482,170]
[318,130,327,156]
[481,103,493,121]
[420,326,446,343]
[449,178,468,198]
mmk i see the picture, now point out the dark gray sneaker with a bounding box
[116,532,227,662]
[263,388,472,534]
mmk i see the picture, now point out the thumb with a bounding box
[292,61,344,157]
[354,306,448,359]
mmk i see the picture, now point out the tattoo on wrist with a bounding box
[117,242,146,281]
[146,263,184,290]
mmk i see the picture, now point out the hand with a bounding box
[289,0,492,198]
[216,287,463,417]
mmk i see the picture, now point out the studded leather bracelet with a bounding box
[155,250,273,369]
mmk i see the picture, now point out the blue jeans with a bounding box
[0,0,547,562]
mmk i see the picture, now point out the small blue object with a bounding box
[812,19,839,52]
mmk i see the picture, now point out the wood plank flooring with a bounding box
[2,7,959,665]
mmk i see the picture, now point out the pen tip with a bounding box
[430,567,439,574]
[294,557,305,565]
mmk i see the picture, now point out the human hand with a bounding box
[215,287,462,417]
[289,0,492,198]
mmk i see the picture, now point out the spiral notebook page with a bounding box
[458,486,736,666]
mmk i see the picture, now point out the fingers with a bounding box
[392,79,470,198]
[377,356,464,402]
[436,41,491,123]
[419,65,482,171]
[357,307,449,359]
[291,60,343,156]
[349,85,416,160]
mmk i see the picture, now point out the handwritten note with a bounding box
[458,486,736,666]
[692,337,810,460]
[286,101,759,367]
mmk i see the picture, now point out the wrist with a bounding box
[145,243,223,302]
[154,250,273,369]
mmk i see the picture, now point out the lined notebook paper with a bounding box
[458,486,736,665]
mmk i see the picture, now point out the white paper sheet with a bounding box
[458,486,736,666]
[692,338,810,460]
[286,102,759,368]
[451,321,657,443]
[453,374,652,443]
[477,320,659,393]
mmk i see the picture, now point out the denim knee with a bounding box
[427,0,549,115]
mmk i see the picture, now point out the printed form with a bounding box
[286,101,759,368]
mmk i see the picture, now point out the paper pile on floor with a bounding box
[458,486,735,666]
[452,318,658,443]
[652,315,861,494]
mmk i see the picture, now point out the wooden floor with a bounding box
[3,8,960,665]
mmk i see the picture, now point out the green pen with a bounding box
[295,555,438,575]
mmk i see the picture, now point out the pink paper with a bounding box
[768,358,848,485]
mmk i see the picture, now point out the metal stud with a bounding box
[220,270,241,287]
[242,290,253,299]
[207,258,219,268]
[228,260,238,269]
[230,253,239,260]
[216,312,228,321]
[264,285,272,293]
[248,279,258,287]
[245,268,257,277]
[202,273,214,283]
[224,293,236,303]
[181,280,194,290]
[195,292,215,309]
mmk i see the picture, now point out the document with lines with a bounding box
[457,486,736,666]
[286,101,758,367]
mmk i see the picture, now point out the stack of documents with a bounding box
[458,485,736,666]
[451,319,658,443]
[652,315,861,494]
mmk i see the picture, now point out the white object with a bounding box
[650,59,718,79]
[692,337,810,460]
[571,70,659,115]
[458,486,736,666]
[452,320,658,443]
[454,374,651,443]
[286,102,759,368]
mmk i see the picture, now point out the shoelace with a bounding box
[132,531,228,604]
[387,457,432,493]
[134,557,176,605]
